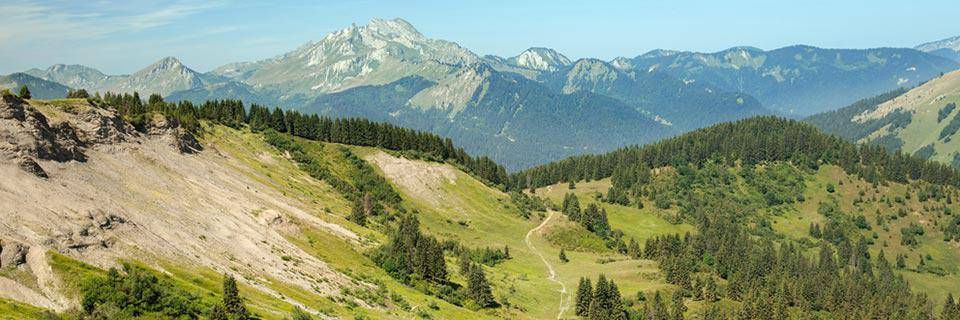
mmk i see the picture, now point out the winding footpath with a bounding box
[524,210,570,319]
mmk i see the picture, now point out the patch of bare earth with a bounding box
[0,98,361,312]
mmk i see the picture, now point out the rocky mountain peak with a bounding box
[508,47,572,72]
[366,18,422,39]
[610,57,634,70]
[143,57,187,73]
[916,35,960,52]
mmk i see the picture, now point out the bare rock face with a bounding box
[47,210,132,253]
[17,158,48,178]
[0,95,193,177]
[145,114,202,154]
[0,95,86,167]
[70,102,136,145]
[0,239,29,268]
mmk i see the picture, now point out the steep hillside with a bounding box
[627,45,959,116]
[807,70,960,166]
[0,94,696,320]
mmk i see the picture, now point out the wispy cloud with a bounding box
[0,0,225,44]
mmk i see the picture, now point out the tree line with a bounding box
[88,92,508,187]
[512,116,960,192]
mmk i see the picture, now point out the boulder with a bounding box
[0,240,29,268]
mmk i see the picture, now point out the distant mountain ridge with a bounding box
[622,45,959,117]
[0,73,70,99]
[24,56,220,97]
[916,35,960,63]
[9,18,959,169]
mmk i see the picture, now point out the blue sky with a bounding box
[1,0,958,74]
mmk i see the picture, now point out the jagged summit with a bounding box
[209,17,479,95]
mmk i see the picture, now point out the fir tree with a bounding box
[589,275,609,320]
[645,291,668,320]
[207,303,228,320]
[703,277,718,302]
[459,251,472,276]
[608,281,627,320]
[944,293,959,320]
[348,197,367,226]
[628,238,641,259]
[575,277,593,317]
[221,275,250,320]
[18,85,30,99]
[670,289,686,320]
[467,263,495,308]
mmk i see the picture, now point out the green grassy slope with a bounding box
[360,149,696,319]
[807,70,960,166]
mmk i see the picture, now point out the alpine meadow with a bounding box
[4,1,960,320]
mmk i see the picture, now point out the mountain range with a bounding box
[6,18,959,169]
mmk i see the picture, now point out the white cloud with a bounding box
[0,0,225,45]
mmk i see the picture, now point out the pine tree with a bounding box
[467,263,495,308]
[608,281,627,320]
[575,277,593,316]
[944,293,959,320]
[222,275,250,320]
[348,197,367,226]
[459,251,472,276]
[628,238,641,259]
[645,291,668,320]
[589,275,609,320]
[670,289,686,320]
[207,303,228,320]
[702,304,724,320]
[559,248,569,263]
[703,277,718,302]
[18,85,30,99]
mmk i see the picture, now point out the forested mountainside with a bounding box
[805,70,960,167]
[5,85,960,319]
[537,59,770,131]
[298,69,674,171]
[512,116,960,319]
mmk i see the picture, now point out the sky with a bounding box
[1,0,958,74]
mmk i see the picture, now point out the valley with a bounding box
[5,6,960,320]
